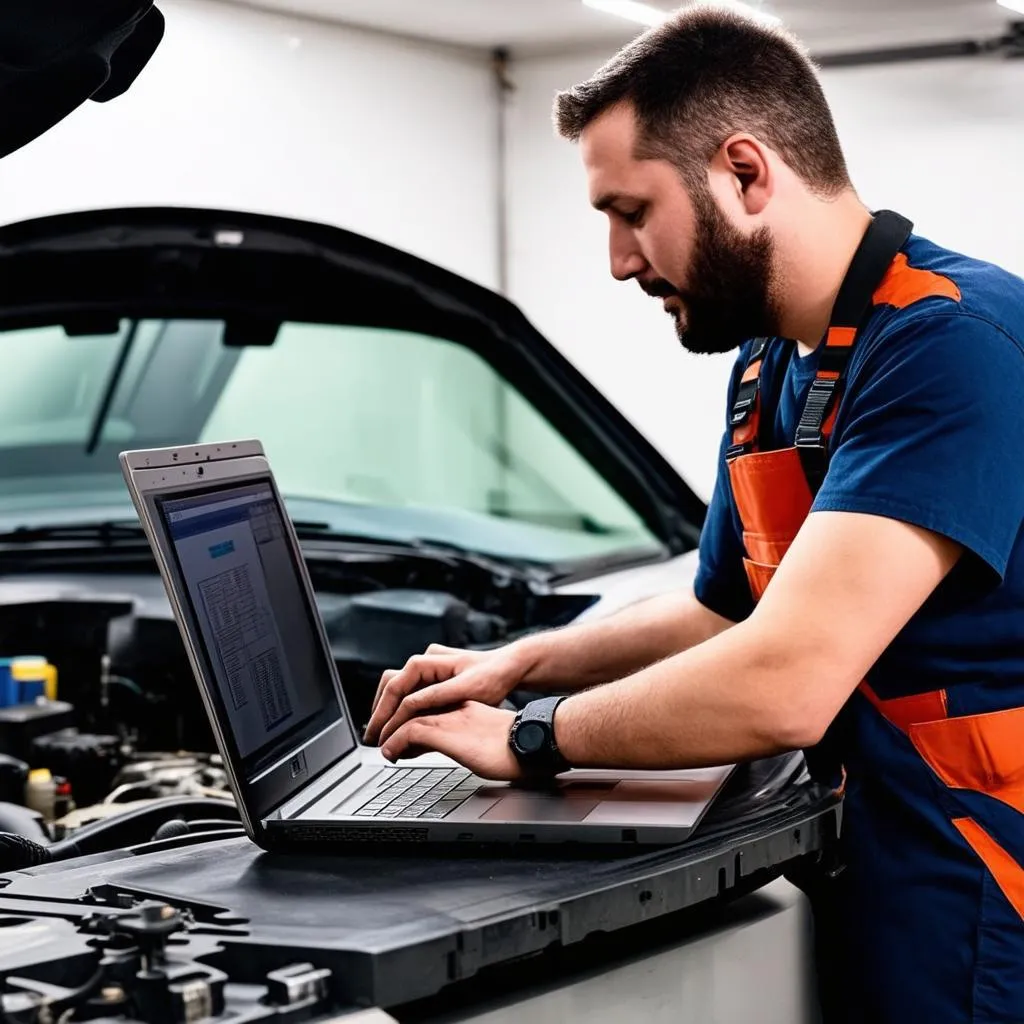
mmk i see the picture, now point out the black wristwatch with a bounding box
[508,696,571,777]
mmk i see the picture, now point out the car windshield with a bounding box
[0,319,663,567]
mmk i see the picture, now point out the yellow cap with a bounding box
[11,658,58,700]
[10,657,46,680]
[28,768,51,783]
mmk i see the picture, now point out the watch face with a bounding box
[515,721,546,754]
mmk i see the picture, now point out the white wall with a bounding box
[0,0,499,289]
[505,51,1024,500]
[821,57,1024,277]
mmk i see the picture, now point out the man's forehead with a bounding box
[580,103,638,164]
[580,104,643,207]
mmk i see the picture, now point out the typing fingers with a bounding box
[363,655,459,744]
[376,678,471,747]
[370,669,399,715]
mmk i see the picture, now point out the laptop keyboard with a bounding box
[347,767,477,819]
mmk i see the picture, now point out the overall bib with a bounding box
[726,211,1024,1023]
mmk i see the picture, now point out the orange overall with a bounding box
[725,211,1024,1022]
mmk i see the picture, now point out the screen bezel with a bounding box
[123,447,359,827]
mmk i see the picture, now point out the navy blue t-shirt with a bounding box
[694,233,1024,712]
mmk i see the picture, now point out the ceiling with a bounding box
[212,0,1015,56]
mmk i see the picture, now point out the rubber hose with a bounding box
[0,832,52,871]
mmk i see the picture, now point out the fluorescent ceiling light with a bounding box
[581,0,668,26]
[997,0,1024,14]
[582,0,781,28]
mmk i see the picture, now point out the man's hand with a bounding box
[380,702,522,781]
[363,643,530,746]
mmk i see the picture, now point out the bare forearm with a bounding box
[509,587,734,693]
[548,510,964,770]
[553,619,846,769]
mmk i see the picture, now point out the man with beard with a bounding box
[365,5,1024,1022]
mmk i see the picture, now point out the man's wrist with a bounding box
[550,694,586,768]
[506,632,552,689]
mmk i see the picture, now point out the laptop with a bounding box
[119,439,735,848]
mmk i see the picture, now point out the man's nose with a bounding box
[609,227,647,282]
[610,247,647,282]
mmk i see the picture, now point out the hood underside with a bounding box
[0,206,705,552]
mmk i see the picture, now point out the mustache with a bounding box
[639,278,681,300]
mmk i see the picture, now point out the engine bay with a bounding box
[0,545,595,849]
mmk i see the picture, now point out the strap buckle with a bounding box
[794,426,824,450]
[795,377,837,496]
[729,376,760,428]
[795,377,839,442]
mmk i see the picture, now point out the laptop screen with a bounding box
[157,479,350,779]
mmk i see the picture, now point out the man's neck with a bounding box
[775,192,873,356]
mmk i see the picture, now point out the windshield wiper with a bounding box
[85,319,143,455]
[290,521,464,554]
[0,521,149,545]
[291,522,486,559]
[290,523,550,581]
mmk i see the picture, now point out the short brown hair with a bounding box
[554,3,850,196]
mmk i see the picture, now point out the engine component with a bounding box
[31,728,124,807]
[265,963,332,1009]
[151,818,190,842]
[0,831,50,870]
[1,898,331,1024]
[106,753,230,804]
[148,818,243,844]
[325,588,508,726]
[24,768,74,822]
[0,796,240,871]
[0,752,28,804]
[0,594,133,719]
[0,656,57,706]
[325,588,507,664]
[0,801,49,843]
[0,699,74,762]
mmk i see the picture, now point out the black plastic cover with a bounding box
[0,755,840,1012]
[0,700,74,763]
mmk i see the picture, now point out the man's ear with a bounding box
[718,134,773,216]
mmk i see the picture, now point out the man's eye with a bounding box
[621,208,644,226]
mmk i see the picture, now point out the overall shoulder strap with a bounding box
[795,210,913,495]
[726,336,770,460]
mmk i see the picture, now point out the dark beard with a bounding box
[645,190,781,355]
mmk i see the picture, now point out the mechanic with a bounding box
[364,6,1024,1023]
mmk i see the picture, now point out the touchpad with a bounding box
[478,783,614,822]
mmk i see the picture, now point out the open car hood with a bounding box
[0,206,705,556]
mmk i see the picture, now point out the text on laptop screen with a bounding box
[158,481,347,777]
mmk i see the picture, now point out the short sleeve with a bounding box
[813,313,1024,583]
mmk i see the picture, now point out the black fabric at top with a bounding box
[0,0,164,159]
